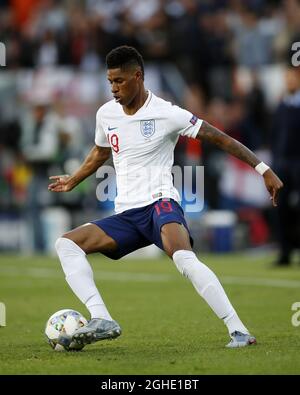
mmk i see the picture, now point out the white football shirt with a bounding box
[95,90,203,213]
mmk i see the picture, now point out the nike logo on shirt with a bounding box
[108,126,117,131]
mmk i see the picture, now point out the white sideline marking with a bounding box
[0,266,172,282]
[221,276,300,289]
[0,266,300,288]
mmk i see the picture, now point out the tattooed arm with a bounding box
[197,120,283,206]
[197,120,261,167]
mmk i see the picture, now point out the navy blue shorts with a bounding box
[91,199,193,260]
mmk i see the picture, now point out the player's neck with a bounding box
[122,88,148,115]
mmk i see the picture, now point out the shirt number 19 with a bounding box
[108,133,119,153]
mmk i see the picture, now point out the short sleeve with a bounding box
[169,105,203,139]
[94,110,110,147]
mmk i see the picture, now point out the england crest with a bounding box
[140,120,155,138]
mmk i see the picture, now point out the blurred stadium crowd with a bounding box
[0,0,299,261]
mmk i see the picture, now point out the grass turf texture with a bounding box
[0,252,300,375]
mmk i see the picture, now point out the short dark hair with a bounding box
[106,46,144,79]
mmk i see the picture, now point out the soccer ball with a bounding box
[45,309,88,351]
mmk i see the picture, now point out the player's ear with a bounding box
[135,70,143,81]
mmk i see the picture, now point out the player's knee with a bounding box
[164,246,177,258]
[59,231,87,251]
[164,244,193,258]
[162,237,187,257]
[161,223,192,257]
[60,230,75,241]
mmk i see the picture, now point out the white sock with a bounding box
[172,250,249,335]
[55,237,113,321]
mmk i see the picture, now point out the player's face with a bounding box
[107,68,142,106]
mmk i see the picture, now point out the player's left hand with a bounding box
[263,169,284,207]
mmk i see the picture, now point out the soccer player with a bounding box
[49,46,283,348]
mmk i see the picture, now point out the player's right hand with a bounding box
[48,175,74,192]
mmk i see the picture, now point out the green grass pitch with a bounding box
[1,252,300,375]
